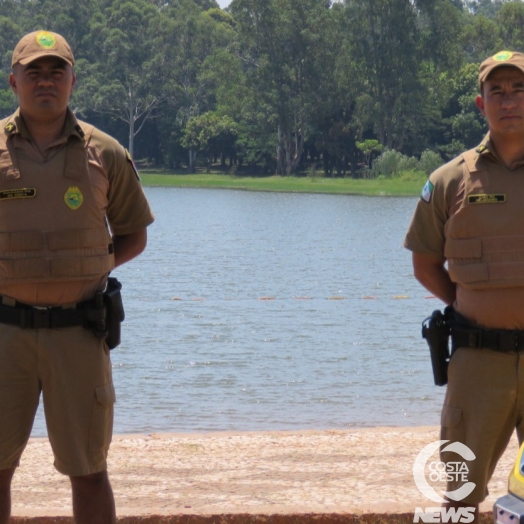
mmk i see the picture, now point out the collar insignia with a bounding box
[475,145,487,154]
[4,123,16,134]
[74,125,85,139]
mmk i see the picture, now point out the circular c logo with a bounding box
[413,440,476,503]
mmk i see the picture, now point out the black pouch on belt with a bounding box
[104,277,125,349]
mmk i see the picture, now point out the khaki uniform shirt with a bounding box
[0,108,154,305]
[405,134,524,330]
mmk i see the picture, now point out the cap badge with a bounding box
[64,186,83,210]
[35,31,57,50]
[493,51,513,62]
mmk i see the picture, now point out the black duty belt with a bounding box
[451,325,524,353]
[0,299,95,329]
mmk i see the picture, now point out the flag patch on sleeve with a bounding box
[420,180,434,203]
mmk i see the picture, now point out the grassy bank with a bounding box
[139,172,424,197]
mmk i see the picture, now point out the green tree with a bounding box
[460,11,502,62]
[356,139,383,168]
[231,0,337,175]
[182,112,238,172]
[343,0,423,150]
[153,1,235,170]
[73,0,166,157]
[495,1,524,50]
[441,62,486,155]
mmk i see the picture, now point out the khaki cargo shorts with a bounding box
[441,346,524,504]
[0,323,115,477]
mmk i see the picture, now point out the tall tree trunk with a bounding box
[276,125,285,176]
[128,87,135,158]
[188,149,197,174]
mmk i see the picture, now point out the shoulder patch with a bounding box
[125,149,140,180]
[420,180,434,203]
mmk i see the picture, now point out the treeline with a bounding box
[0,0,521,176]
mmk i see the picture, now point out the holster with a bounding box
[421,306,454,386]
[103,277,125,349]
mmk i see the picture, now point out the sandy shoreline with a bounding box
[10,426,519,519]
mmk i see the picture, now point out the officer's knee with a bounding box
[70,470,109,491]
[0,469,15,490]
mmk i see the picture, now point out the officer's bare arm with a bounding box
[412,252,456,305]
[112,229,147,268]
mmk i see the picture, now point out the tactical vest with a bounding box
[444,148,524,290]
[0,119,114,284]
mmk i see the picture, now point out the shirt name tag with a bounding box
[0,188,36,200]
[468,194,506,204]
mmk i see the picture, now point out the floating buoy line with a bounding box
[169,295,437,301]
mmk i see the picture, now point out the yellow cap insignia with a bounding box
[493,51,513,62]
[36,31,57,49]
[64,186,83,210]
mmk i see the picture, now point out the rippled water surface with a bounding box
[32,187,445,436]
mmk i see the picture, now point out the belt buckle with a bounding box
[516,332,524,352]
[468,329,482,348]
[31,306,50,329]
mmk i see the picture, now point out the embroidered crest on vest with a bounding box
[468,194,506,204]
[0,188,36,200]
[64,186,83,210]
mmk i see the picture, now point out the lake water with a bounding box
[31,187,446,437]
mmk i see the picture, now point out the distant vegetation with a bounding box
[139,171,426,196]
[0,0,517,178]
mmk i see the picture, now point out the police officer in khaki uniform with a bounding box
[405,51,524,523]
[0,31,154,523]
